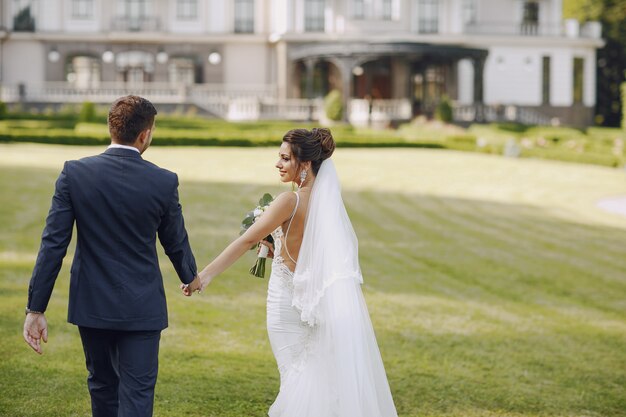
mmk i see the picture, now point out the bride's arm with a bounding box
[191,192,296,292]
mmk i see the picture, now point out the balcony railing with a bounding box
[4,82,185,103]
[2,82,556,125]
[464,20,601,39]
[111,16,161,32]
[0,82,278,105]
[453,103,554,126]
[349,99,412,127]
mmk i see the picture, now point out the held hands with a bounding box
[182,238,273,297]
[23,313,48,355]
[180,274,210,296]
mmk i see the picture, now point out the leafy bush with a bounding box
[78,102,97,123]
[0,102,7,120]
[435,96,453,123]
[13,5,35,31]
[324,90,343,121]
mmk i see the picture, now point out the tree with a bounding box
[13,6,35,32]
[563,0,626,127]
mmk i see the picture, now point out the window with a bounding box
[115,50,155,84]
[352,0,365,19]
[118,0,152,19]
[177,0,197,20]
[462,0,476,25]
[542,56,550,104]
[234,0,254,33]
[72,0,93,19]
[116,0,155,30]
[573,57,584,104]
[353,0,397,20]
[382,0,393,20]
[418,0,439,34]
[425,66,445,106]
[305,0,325,32]
[521,1,539,35]
[168,58,196,85]
[66,56,101,88]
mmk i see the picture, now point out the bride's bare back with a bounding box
[278,187,311,273]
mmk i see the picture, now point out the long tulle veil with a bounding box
[292,159,362,325]
[281,159,398,417]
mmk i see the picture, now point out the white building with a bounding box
[0,0,603,126]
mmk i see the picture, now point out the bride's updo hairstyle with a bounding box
[282,128,336,175]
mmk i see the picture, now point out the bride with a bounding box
[183,128,398,417]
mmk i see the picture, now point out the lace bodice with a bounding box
[270,191,300,289]
[271,226,295,289]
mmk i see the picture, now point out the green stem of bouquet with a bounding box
[249,257,267,278]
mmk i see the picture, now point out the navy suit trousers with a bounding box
[78,327,161,417]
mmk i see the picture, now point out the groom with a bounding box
[23,95,201,416]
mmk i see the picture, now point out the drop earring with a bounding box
[299,169,308,189]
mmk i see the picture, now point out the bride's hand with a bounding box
[259,240,274,259]
[180,275,208,296]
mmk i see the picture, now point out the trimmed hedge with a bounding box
[622,82,626,130]
[0,117,622,168]
[0,132,445,149]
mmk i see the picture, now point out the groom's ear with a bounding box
[137,128,150,144]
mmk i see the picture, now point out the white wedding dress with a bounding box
[266,160,398,417]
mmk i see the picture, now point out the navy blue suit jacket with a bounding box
[27,147,197,331]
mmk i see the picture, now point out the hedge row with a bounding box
[0,132,446,149]
[0,117,622,168]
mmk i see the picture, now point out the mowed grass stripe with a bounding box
[426,194,626,287]
[368,192,626,317]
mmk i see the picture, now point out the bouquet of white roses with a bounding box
[241,193,274,278]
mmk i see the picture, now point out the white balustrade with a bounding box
[349,99,370,127]
[453,103,553,125]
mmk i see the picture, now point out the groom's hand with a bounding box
[23,313,48,355]
[181,275,202,296]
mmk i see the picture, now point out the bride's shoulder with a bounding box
[272,191,298,207]
[269,191,296,209]
[265,192,298,221]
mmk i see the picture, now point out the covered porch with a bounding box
[286,42,488,125]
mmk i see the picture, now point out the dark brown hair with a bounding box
[282,128,336,175]
[108,95,157,145]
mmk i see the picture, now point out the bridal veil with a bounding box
[271,159,397,417]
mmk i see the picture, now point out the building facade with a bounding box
[0,0,603,126]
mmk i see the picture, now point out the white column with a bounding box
[584,50,596,107]
[276,41,288,99]
[457,58,474,105]
[551,50,572,106]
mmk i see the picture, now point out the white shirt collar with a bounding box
[108,143,140,153]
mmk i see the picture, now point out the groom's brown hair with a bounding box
[108,95,157,145]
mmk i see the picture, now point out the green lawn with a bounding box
[0,144,625,417]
